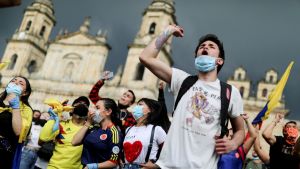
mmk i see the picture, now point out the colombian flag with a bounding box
[252,61,294,125]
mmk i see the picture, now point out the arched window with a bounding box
[39,26,46,37]
[8,54,18,70]
[135,63,145,80]
[27,60,37,74]
[239,86,245,97]
[149,22,156,34]
[63,62,74,80]
[262,88,268,97]
[269,75,273,83]
[237,73,242,80]
[25,21,32,31]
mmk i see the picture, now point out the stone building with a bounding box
[1,0,175,111]
[227,66,293,157]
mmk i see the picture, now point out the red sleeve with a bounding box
[89,80,104,105]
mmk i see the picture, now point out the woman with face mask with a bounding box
[122,98,167,169]
[0,76,33,169]
[72,98,122,169]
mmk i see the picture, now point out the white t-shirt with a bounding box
[123,125,166,164]
[156,68,243,169]
[27,122,42,148]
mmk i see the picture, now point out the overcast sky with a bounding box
[1,0,300,120]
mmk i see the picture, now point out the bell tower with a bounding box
[257,69,278,101]
[227,66,251,99]
[1,0,55,80]
[108,0,177,99]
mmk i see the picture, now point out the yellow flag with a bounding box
[262,61,294,120]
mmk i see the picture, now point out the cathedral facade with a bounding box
[1,0,293,156]
[1,0,175,111]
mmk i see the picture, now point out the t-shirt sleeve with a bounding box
[170,68,190,99]
[228,85,244,118]
[108,126,122,164]
[154,126,167,145]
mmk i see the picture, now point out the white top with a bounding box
[27,122,43,148]
[124,124,166,164]
[156,68,243,169]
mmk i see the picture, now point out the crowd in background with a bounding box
[0,24,299,169]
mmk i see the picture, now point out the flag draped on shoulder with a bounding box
[252,61,294,125]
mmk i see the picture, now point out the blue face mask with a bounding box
[6,82,22,96]
[132,105,144,120]
[194,55,217,72]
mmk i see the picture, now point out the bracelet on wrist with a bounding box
[87,163,98,169]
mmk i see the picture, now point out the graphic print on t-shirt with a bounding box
[184,86,220,132]
[123,141,143,163]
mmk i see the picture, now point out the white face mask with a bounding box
[61,111,71,121]
[93,109,103,124]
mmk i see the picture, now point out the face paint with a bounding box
[283,127,299,145]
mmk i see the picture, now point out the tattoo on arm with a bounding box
[155,29,172,50]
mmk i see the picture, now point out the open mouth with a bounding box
[202,50,208,55]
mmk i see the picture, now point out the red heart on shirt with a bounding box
[123,141,143,163]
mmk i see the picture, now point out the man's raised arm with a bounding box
[139,25,184,84]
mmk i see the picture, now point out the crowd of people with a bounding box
[0,24,299,169]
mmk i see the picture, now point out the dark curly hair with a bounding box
[194,34,225,73]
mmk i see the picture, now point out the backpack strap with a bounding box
[125,126,133,135]
[145,125,156,162]
[220,81,232,138]
[173,75,198,116]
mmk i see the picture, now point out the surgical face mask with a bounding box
[61,111,71,121]
[194,55,217,72]
[132,105,144,120]
[93,109,103,124]
[6,82,22,96]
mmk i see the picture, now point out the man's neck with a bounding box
[197,71,218,82]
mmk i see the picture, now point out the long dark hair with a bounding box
[0,76,32,108]
[100,98,122,129]
[139,98,170,132]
